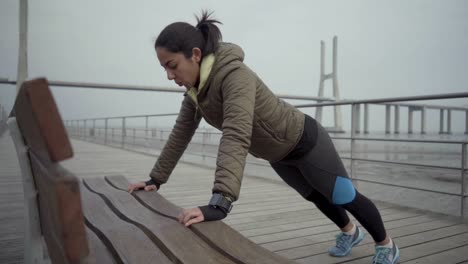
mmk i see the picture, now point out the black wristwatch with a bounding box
[209,193,233,213]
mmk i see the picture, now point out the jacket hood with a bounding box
[209,42,245,80]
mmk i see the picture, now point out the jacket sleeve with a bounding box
[149,96,201,185]
[213,68,256,201]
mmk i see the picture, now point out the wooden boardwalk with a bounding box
[1,133,468,263]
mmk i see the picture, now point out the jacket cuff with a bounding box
[199,205,227,221]
[145,178,161,190]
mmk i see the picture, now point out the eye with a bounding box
[168,63,177,70]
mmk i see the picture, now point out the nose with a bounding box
[166,70,175,80]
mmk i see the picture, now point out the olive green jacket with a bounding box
[150,43,305,201]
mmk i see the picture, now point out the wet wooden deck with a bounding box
[1,133,468,263]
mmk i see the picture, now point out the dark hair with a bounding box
[155,10,222,58]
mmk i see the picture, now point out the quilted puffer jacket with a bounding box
[150,42,305,201]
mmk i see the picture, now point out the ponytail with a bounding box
[195,10,222,55]
[155,10,222,58]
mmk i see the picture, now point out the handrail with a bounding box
[295,92,468,108]
[0,79,336,102]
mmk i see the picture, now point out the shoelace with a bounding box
[335,233,351,250]
[373,247,391,264]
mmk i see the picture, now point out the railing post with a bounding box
[465,110,468,135]
[350,104,356,181]
[385,105,391,134]
[77,120,81,138]
[122,117,126,148]
[84,120,87,140]
[462,143,466,218]
[144,116,149,148]
[133,128,136,146]
[439,109,445,134]
[364,104,369,134]
[355,104,361,134]
[447,109,452,134]
[394,105,400,134]
[145,116,149,139]
[92,119,96,139]
[104,118,108,145]
[408,107,414,134]
[421,107,426,134]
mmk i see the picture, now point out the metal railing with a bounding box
[296,93,467,217]
[2,78,467,217]
[64,91,468,218]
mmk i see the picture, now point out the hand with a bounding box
[127,181,157,193]
[178,207,204,227]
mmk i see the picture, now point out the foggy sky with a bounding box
[1,0,467,132]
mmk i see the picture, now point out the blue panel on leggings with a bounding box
[332,176,356,205]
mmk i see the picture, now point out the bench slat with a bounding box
[107,175,295,264]
[30,154,88,263]
[83,177,236,264]
[81,184,172,264]
[83,228,116,264]
[14,78,73,162]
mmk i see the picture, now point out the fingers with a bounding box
[144,185,157,192]
[127,182,145,193]
[128,184,136,193]
[185,215,203,227]
[178,208,204,227]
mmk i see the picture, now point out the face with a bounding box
[156,47,202,89]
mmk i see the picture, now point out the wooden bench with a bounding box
[0,104,7,136]
[9,78,296,264]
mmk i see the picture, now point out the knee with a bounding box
[332,176,356,205]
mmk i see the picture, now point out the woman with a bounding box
[128,11,399,264]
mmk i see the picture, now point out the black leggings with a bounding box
[271,120,387,243]
[306,190,387,242]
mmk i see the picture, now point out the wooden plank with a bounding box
[14,78,72,162]
[262,214,436,252]
[81,184,172,264]
[225,208,318,226]
[295,223,468,264]
[83,177,236,264]
[249,208,426,245]
[288,218,458,261]
[30,154,88,264]
[106,175,295,264]
[241,207,412,237]
[340,231,468,264]
[404,244,468,264]
[83,228,116,264]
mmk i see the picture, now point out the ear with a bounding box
[192,48,202,63]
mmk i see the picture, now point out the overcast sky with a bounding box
[0,0,467,132]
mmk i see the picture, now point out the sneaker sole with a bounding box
[392,246,400,264]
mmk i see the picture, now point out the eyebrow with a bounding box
[162,60,174,67]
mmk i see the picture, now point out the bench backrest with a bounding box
[12,78,88,263]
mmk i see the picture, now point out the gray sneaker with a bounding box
[372,241,400,264]
[328,226,365,257]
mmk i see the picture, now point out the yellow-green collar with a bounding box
[187,54,215,103]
